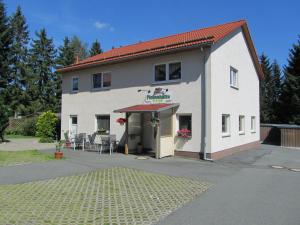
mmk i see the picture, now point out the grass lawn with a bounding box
[0,168,211,225]
[4,134,37,139]
[0,150,54,166]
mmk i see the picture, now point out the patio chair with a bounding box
[99,135,118,155]
[86,133,97,151]
[71,133,86,151]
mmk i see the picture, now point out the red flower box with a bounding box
[177,128,191,138]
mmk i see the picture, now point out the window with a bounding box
[222,114,230,136]
[92,72,111,89]
[154,64,166,82]
[169,62,181,80]
[72,77,79,92]
[154,62,181,82]
[239,115,245,134]
[160,109,173,136]
[230,67,238,88]
[93,73,102,89]
[96,115,110,133]
[103,72,112,87]
[251,116,256,132]
[178,114,192,136]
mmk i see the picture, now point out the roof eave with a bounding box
[57,42,213,74]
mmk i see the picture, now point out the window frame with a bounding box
[71,76,79,93]
[91,71,112,90]
[177,113,192,137]
[239,115,245,135]
[230,66,239,89]
[250,116,256,133]
[222,114,230,137]
[153,61,182,84]
[95,114,111,134]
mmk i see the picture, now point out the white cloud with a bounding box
[94,21,114,31]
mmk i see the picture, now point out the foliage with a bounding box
[70,35,88,60]
[0,98,9,142]
[5,116,37,136]
[36,111,58,140]
[22,117,37,136]
[278,36,300,124]
[57,36,75,67]
[89,39,102,56]
[38,137,54,143]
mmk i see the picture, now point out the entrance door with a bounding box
[69,115,78,139]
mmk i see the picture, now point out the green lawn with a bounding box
[4,134,37,139]
[0,168,211,225]
[0,150,54,166]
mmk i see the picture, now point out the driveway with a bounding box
[0,144,299,225]
[0,138,55,151]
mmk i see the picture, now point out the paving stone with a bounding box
[0,167,211,225]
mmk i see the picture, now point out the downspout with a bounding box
[202,46,213,161]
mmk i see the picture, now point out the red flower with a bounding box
[177,129,191,138]
[116,118,127,125]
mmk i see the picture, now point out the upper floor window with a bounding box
[230,67,238,89]
[154,62,181,83]
[72,77,79,92]
[92,72,111,89]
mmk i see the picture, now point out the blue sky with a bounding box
[5,0,300,67]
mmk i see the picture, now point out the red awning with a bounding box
[114,103,179,113]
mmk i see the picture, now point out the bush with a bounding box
[39,137,55,143]
[22,117,37,136]
[36,111,58,141]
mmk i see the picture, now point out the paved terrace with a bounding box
[0,144,299,225]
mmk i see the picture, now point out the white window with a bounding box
[222,114,230,137]
[230,67,238,88]
[92,72,111,89]
[154,62,181,83]
[96,115,110,134]
[239,115,245,134]
[72,77,79,92]
[178,114,192,136]
[251,116,256,132]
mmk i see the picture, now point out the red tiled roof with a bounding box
[57,20,263,79]
[114,103,179,113]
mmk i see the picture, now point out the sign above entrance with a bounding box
[144,88,172,104]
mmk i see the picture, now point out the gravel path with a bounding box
[0,138,55,151]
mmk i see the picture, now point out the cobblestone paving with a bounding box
[0,167,211,225]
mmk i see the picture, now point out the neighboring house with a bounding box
[57,20,263,160]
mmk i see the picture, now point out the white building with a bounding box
[58,20,264,160]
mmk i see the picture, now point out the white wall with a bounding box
[209,28,260,153]
[61,49,205,153]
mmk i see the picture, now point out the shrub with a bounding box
[36,111,58,141]
[22,117,37,136]
[39,137,55,143]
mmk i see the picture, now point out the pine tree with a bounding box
[270,60,282,122]
[8,6,30,116]
[260,54,273,123]
[57,37,75,67]
[70,36,88,60]
[0,0,11,97]
[0,96,9,142]
[279,36,300,124]
[89,39,102,56]
[28,28,58,113]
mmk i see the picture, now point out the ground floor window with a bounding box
[239,115,245,134]
[251,116,256,132]
[96,115,110,134]
[178,114,192,136]
[222,114,230,136]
